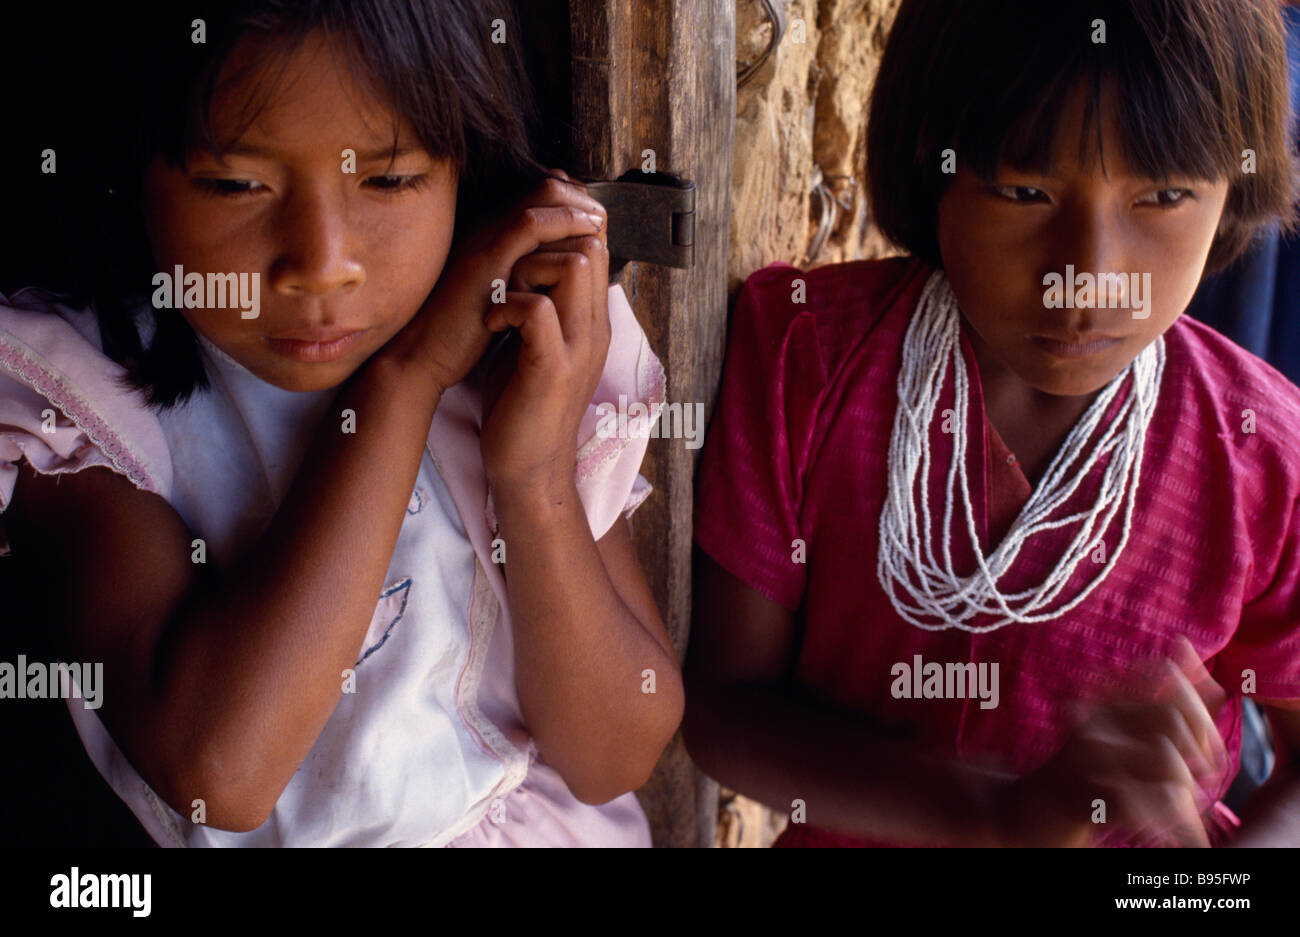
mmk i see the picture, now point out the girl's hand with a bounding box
[479,170,611,495]
[383,170,607,400]
[1000,640,1228,847]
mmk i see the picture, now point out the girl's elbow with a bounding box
[637,672,686,782]
[197,798,273,834]
[154,748,280,833]
[155,770,272,833]
[566,754,658,806]
[565,687,685,805]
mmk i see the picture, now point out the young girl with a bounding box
[687,0,1300,848]
[0,1,682,846]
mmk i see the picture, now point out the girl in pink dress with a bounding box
[688,0,1300,847]
[0,1,681,846]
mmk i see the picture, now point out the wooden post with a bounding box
[568,0,734,847]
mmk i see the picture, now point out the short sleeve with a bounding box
[573,284,665,540]
[1216,495,1300,702]
[693,264,827,612]
[0,291,173,557]
[0,371,118,556]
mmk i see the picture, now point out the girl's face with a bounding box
[936,79,1230,398]
[142,30,458,392]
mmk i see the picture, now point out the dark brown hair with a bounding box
[61,0,552,408]
[866,0,1300,275]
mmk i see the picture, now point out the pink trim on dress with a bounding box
[0,339,161,494]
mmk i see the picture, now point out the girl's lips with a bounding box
[1029,334,1123,358]
[264,330,366,363]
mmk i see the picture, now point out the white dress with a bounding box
[0,285,665,846]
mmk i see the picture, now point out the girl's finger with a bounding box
[538,228,608,254]
[532,239,611,347]
[1102,767,1209,847]
[1158,662,1228,776]
[507,249,596,350]
[514,173,607,225]
[1087,729,1194,809]
[586,234,611,335]
[1145,781,1212,848]
[546,236,610,366]
[1169,635,1228,718]
[486,206,605,275]
[1137,741,1213,846]
[483,292,565,365]
[1108,696,1220,786]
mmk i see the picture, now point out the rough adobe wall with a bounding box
[716,0,901,848]
[730,0,901,298]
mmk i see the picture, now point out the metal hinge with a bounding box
[587,170,695,270]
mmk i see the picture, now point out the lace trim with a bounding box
[573,331,667,485]
[0,332,164,494]
[439,749,543,848]
[408,559,529,848]
[453,559,528,777]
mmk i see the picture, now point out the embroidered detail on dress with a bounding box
[415,445,529,845]
[442,748,543,847]
[355,577,413,666]
[454,561,529,784]
[407,560,529,848]
[407,487,426,515]
[0,335,164,494]
[574,330,667,485]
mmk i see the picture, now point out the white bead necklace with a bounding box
[875,271,1165,632]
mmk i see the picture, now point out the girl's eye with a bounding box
[194,178,264,198]
[1136,188,1194,207]
[364,174,429,193]
[991,185,1048,203]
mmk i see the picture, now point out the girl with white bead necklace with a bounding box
[688,0,1300,849]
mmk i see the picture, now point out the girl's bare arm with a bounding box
[683,552,1013,846]
[686,553,1229,847]
[7,354,442,832]
[496,489,683,804]
[468,173,683,802]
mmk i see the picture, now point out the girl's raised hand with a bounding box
[1002,639,1228,848]
[478,170,612,495]
[383,171,606,401]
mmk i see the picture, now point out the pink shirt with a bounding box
[694,257,1300,847]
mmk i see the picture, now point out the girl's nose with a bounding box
[267,188,365,297]
[1052,206,1128,309]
